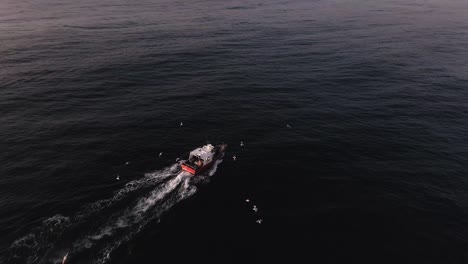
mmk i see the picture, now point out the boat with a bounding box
[181,143,227,175]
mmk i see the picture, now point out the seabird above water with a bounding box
[253,205,258,212]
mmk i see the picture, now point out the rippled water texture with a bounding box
[1,0,468,263]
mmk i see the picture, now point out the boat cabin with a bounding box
[187,144,215,166]
[181,143,226,175]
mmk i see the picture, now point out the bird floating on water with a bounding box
[180,122,183,126]
[286,124,292,128]
[159,152,163,157]
[116,175,120,181]
[125,161,130,165]
[240,141,244,147]
[233,155,237,161]
[256,219,263,224]
[245,198,250,203]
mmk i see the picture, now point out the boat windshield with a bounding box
[189,155,204,166]
[195,159,204,166]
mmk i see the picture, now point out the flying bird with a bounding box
[180,122,183,126]
[159,152,163,157]
[245,198,250,203]
[256,219,263,224]
[253,205,258,212]
[286,124,292,128]
[233,155,237,161]
[240,141,244,147]
[116,175,120,181]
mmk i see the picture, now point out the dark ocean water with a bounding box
[1,0,468,263]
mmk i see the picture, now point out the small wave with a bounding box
[62,23,138,30]
[227,6,250,10]
[8,215,71,264]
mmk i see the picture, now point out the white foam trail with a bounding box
[9,159,224,264]
[91,176,198,264]
[89,164,222,264]
[77,163,180,220]
[8,165,179,264]
[209,159,223,176]
[70,172,187,254]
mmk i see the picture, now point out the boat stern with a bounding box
[181,162,196,175]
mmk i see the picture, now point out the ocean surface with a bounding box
[1,0,468,263]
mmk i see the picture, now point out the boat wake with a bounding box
[6,160,223,264]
